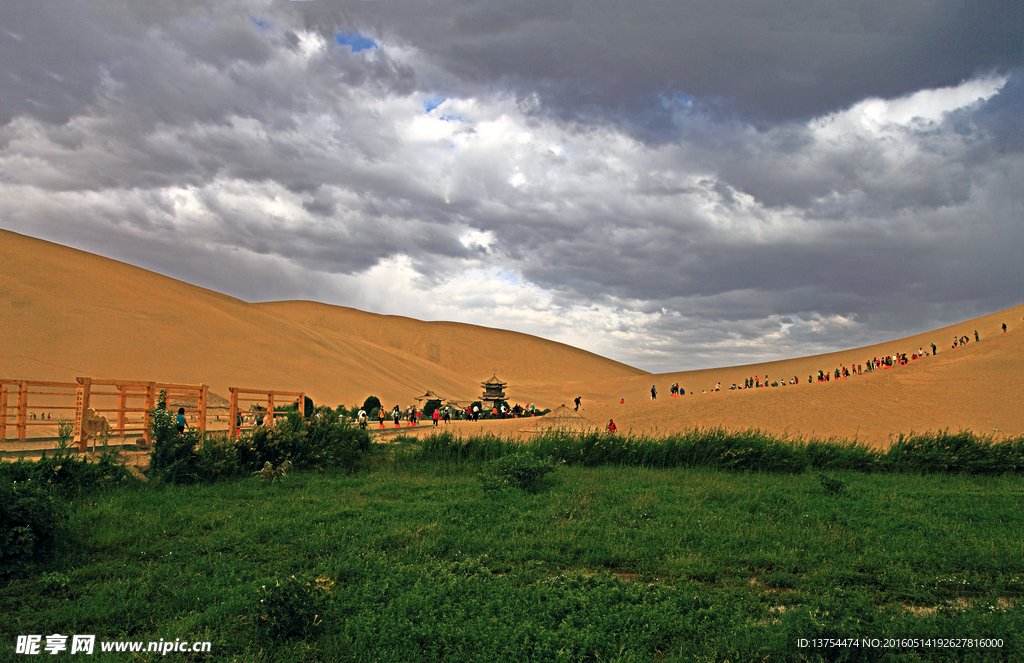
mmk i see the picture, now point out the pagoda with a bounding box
[480,373,507,407]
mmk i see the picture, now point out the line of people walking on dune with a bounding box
[643,323,1010,398]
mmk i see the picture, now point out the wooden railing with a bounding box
[3,377,307,451]
[228,387,304,439]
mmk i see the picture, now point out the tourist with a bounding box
[651,385,657,399]
[432,408,440,426]
[931,343,937,355]
[607,419,616,433]
[974,330,979,342]
[1002,323,1007,333]
[574,396,581,411]
[176,408,187,435]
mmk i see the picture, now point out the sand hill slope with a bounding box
[0,229,644,410]
[385,320,1024,447]
[2,228,1022,447]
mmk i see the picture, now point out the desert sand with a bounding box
[2,228,1022,449]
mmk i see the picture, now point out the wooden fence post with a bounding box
[229,388,238,440]
[198,384,208,433]
[75,377,92,451]
[116,385,127,439]
[143,382,156,447]
[0,385,7,442]
[16,380,28,442]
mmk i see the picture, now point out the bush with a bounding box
[253,575,325,641]
[150,406,373,484]
[0,447,136,492]
[817,474,847,496]
[0,481,69,576]
[0,421,135,492]
[423,399,442,419]
[479,453,557,493]
[148,407,204,484]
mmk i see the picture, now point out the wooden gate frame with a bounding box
[74,378,209,451]
[228,387,304,439]
[0,379,80,442]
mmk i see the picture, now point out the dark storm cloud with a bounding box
[316,0,1024,124]
[1,0,1022,371]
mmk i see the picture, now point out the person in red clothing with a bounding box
[607,419,617,433]
[432,408,440,426]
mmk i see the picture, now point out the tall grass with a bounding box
[404,428,1024,475]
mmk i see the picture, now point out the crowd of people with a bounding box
[645,323,1008,398]
[366,401,540,428]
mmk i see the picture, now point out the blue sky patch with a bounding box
[252,16,271,31]
[336,32,378,52]
[424,96,447,113]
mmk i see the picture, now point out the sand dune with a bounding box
[2,228,1022,447]
[0,229,643,411]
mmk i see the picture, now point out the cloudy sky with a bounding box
[2,0,1022,372]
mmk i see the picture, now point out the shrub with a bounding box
[0,481,69,576]
[151,406,372,484]
[479,453,557,493]
[817,474,847,496]
[148,407,204,484]
[0,424,135,492]
[253,575,324,641]
[252,460,292,485]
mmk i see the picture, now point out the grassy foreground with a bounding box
[2,441,1022,662]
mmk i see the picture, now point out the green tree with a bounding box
[362,396,382,418]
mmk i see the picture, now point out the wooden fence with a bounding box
[74,378,210,450]
[1,378,209,451]
[3,377,306,451]
[0,379,79,443]
[228,387,305,439]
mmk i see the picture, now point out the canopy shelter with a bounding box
[168,391,230,411]
[519,404,597,434]
[414,390,445,404]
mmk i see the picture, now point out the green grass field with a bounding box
[3,433,1022,662]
